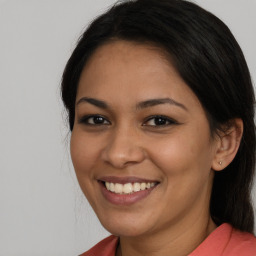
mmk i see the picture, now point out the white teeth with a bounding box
[114,183,123,194]
[110,183,115,192]
[123,183,133,194]
[140,182,146,190]
[133,182,141,192]
[105,181,157,194]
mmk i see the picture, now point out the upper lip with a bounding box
[98,176,159,184]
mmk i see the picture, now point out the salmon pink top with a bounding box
[80,223,256,256]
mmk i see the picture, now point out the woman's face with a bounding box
[71,40,219,237]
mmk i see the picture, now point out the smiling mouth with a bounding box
[104,181,158,195]
[98,177,159,205]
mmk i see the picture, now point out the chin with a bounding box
[103,223,148,237]
[97,212,154,237]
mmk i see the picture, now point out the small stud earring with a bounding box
[219,161,222,165]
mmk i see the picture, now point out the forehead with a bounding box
[76,40,201,111]
[81,40,172,79]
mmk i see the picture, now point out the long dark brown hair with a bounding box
[61,0,256,233]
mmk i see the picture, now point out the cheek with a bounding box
[147,128,214,179]
[70,131,102,206]
[148,132,214,208]
[70,131,99,179]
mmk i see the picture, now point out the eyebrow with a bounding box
[76,97,187,111]
[76,97,108,109]
[136,98,188,111]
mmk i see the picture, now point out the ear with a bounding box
[211,118,243,171]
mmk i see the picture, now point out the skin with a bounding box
[70,40,231,256]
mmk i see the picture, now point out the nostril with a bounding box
[101,142,146,169]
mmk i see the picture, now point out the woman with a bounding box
[61,0,256,255]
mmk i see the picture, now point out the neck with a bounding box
[116,214,216,256]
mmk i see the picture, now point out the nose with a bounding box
[101,126,146,169]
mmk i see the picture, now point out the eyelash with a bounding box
[78,115,111,125]
[78,114,178,127]
[143,115,177,127]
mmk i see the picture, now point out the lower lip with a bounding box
[99,182,157,206]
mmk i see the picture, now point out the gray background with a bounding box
[0,0,255,255]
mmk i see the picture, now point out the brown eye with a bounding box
[143,116,176,126]
[79,115,110,125]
